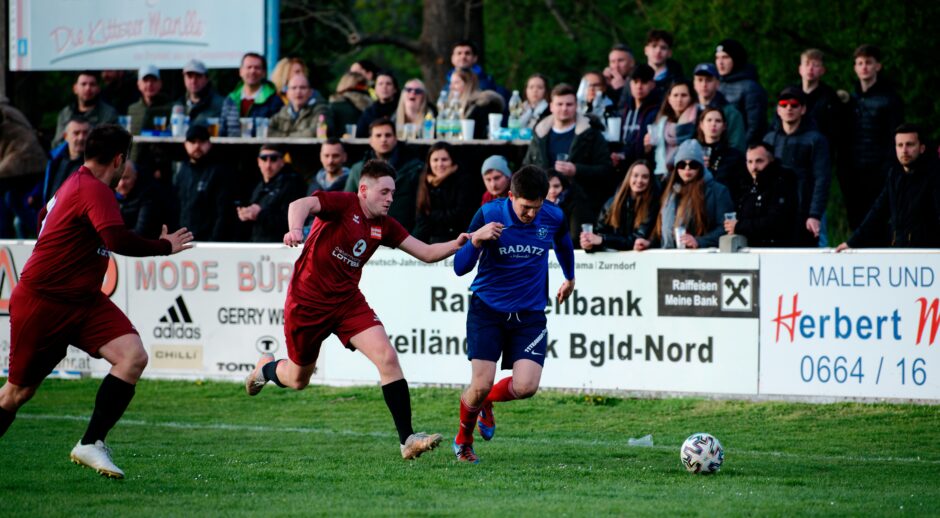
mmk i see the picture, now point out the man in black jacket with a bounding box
[237,145,307,242]
[173,59,225,129]
[725,143,799,247]
[174,125,234,241]
[839,44,904,230]
[837,124,940,250]
[763,87,831,246]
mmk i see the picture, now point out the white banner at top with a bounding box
[8,0,265,71]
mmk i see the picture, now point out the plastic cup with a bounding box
[605,117,622,142]
[557,153,569,162]
[152,116,167,132]
[675,226,687,249]
[254,117,270,139]
[118,115,132,133]
[239,117,254,137]
[207,117,220,137]
[487,113,502,140]
[581,223,594,234]
[345,124,357,138]
[460,119,475,141]
[724,212,737,222]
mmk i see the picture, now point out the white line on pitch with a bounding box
[17,413,940,466]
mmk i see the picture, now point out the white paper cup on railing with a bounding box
[605,117,622,141]
[460,119,475,141]
[487,113,502,139]
[254,117,270,139]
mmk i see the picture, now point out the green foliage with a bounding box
[3,379,940,516]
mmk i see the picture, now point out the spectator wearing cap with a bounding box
[763,86,831,246]
[651,139,733,249]
[480,155,511,205]
[237,144,307,242]
[174,125,235,241]
[219,52,284,137]
[173,59,225,129]
[269,74,327,138]
[126,65,170,135]
[52,71,119,148]
[524,83,610,240]
[612,64,660,172]
[692,62,745,152]
[715,39,768,145]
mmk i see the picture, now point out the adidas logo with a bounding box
[160,296,193,323]
[153,295,201,340]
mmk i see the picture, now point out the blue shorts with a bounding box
[466,294,548,369]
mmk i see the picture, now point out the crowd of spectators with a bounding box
[0,31,936,250]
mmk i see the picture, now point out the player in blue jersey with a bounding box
[451,165,576,463]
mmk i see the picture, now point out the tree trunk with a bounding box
[418,0,484,96]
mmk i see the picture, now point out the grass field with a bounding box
[2,378,939,517]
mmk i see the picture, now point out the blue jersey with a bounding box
[454,198,575,312]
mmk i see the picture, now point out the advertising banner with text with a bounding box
[759,253,940,400]
[8,0,264,71]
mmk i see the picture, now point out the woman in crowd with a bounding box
[326,72,373,138]
[519,73,550,129]
[356,72,399,137]
[449,68,505,140]
[394,78,436,137]
[645,80,698,180]
[651,140,733,249]
[695,107,747,199]
[581,159,659,252]
[413,142,478,243]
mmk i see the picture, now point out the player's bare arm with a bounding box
[398,233,471,263]
[557,279,575,304]
[283,196,322,246]
[160,225,194,254]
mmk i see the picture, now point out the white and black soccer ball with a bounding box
[680,432,724,474]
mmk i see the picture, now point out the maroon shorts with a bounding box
[284,290,383,366]
[7,284,138,387]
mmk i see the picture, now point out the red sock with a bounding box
[455,397,480,445]
[485,377,518,403]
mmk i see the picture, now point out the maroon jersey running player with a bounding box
[0,124,193,478]
[245,159,468,460]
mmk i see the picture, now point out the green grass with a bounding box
[2,379,939,517]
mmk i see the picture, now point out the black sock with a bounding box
[0,406,15,438]
[81,374,136,445]
[382,379,414,444]
[262,359,285,388]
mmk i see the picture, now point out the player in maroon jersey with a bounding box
[245,159,468,459]
[0,125,193,478]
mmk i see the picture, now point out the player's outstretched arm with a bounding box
[283,196,322,246]
[159,225,194,254]
[398,233,470,263]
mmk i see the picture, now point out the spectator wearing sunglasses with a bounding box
[356,72,400,137]
[237,145,307,242]
[651,139,733,249]
[763,86,831,246]
[394,78,437,137]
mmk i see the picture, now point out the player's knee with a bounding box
[512,381,539,399]
[289,377,310,390]
[2,384,36,409]
[467,383,492,403]
[129,347,149,372]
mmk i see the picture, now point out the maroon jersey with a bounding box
[289,191,408,309]
[19,166,124,301]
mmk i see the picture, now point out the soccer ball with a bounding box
[680,433,724,474]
